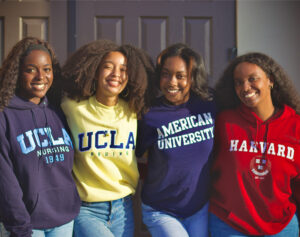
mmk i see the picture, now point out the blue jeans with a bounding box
[73,195,134,237]
[0,221,74,237]
[142,202,209,237]
[0,223,9,237]
[209,213,299,237]
[32,220,74,237]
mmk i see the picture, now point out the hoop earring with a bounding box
[92,80,97,93]
[122,87,129,98]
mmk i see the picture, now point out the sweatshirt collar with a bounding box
[7,96,48,110]
[238,104,293,125]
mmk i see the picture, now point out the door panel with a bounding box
[0,1,50,60]
[21,17,49,39]
[95,17,124,45]
[0,0,68,63]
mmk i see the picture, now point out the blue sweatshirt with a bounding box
[136,95,216,218]
[0,96,80,237]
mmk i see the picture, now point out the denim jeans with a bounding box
[209,213,299,237]
[142,202,209,237]
[73,195,134,237]
[0,223,9,237]
[0,221,74,237]
[32,220,74,237]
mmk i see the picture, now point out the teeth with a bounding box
[33,84,46,90]
[107,80,120,87]
[245,92,255,98]
[167,89,179,94]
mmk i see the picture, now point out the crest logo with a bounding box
[250,155,271,179]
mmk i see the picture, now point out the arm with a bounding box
[0,128,32,237]
[137,151,148,181]
[136,119,153,180]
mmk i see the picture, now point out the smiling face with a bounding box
[159,56,191,105]
[95,51,128,106]
[18,49,53,104]
[233,62,274,113]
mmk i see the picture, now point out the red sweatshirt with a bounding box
[210,104,300,235]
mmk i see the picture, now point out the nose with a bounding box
[241,81,251,91]
[168,74,177,85]
[112,67,120,77]
[37,69,45,80]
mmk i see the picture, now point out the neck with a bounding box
[95,94,118,107]
[253,103,276,121]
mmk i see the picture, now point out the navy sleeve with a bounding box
[136,118,157,158]
[136,119,147,157]
[0,123,32,237]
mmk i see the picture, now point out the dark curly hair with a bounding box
[118,44,155,116]
[215,52,300,114]
[0,37,62,111]
[149,43,212,104]
[61,39,154,118]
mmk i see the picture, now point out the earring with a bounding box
[122,87,129,98]
[270,84,274,89]
[92,80,96,92]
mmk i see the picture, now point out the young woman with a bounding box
[60,39,153,237]
[209,52,300,237]
[0,37,80,237]
[136,43,216,237]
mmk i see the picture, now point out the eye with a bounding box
[249,77,257,82]
[44,67,52,73]
[120,67,127,73]
[176,74,186,80]
[103,63,113,69]
[234,79,242,87]
[25,68,36,73]
[161,71,169,78]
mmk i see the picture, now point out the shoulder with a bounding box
[282,105,300,124]
[0,110,7,133]
[185,95,217,118]
[118,98,137,120]
[61,96,88,114]
[216,107,239,123]
[0,105,18,130]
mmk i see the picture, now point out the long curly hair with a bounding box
[215,52,300,114]
[149,43,212,104]
[0,37,62,111]
[118,44,155,116]
[61,39,154,118]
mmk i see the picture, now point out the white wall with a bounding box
[237,0,300,92]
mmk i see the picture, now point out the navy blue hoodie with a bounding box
[0,96,80,237]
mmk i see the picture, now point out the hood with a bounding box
[238,104,295,126]
[237,104,296,149]
[7,96,48,110]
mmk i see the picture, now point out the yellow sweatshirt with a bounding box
[61,96,139,202]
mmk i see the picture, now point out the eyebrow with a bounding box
[103,60,127,67]
[161,68,186,73]
[234,72,258,79]
[25,63,52,67]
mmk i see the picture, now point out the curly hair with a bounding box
[0,37,62,111]
[118,44,155,116]
[215,52,300,114]
[150,43,212,104]
[61,39,154,118]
